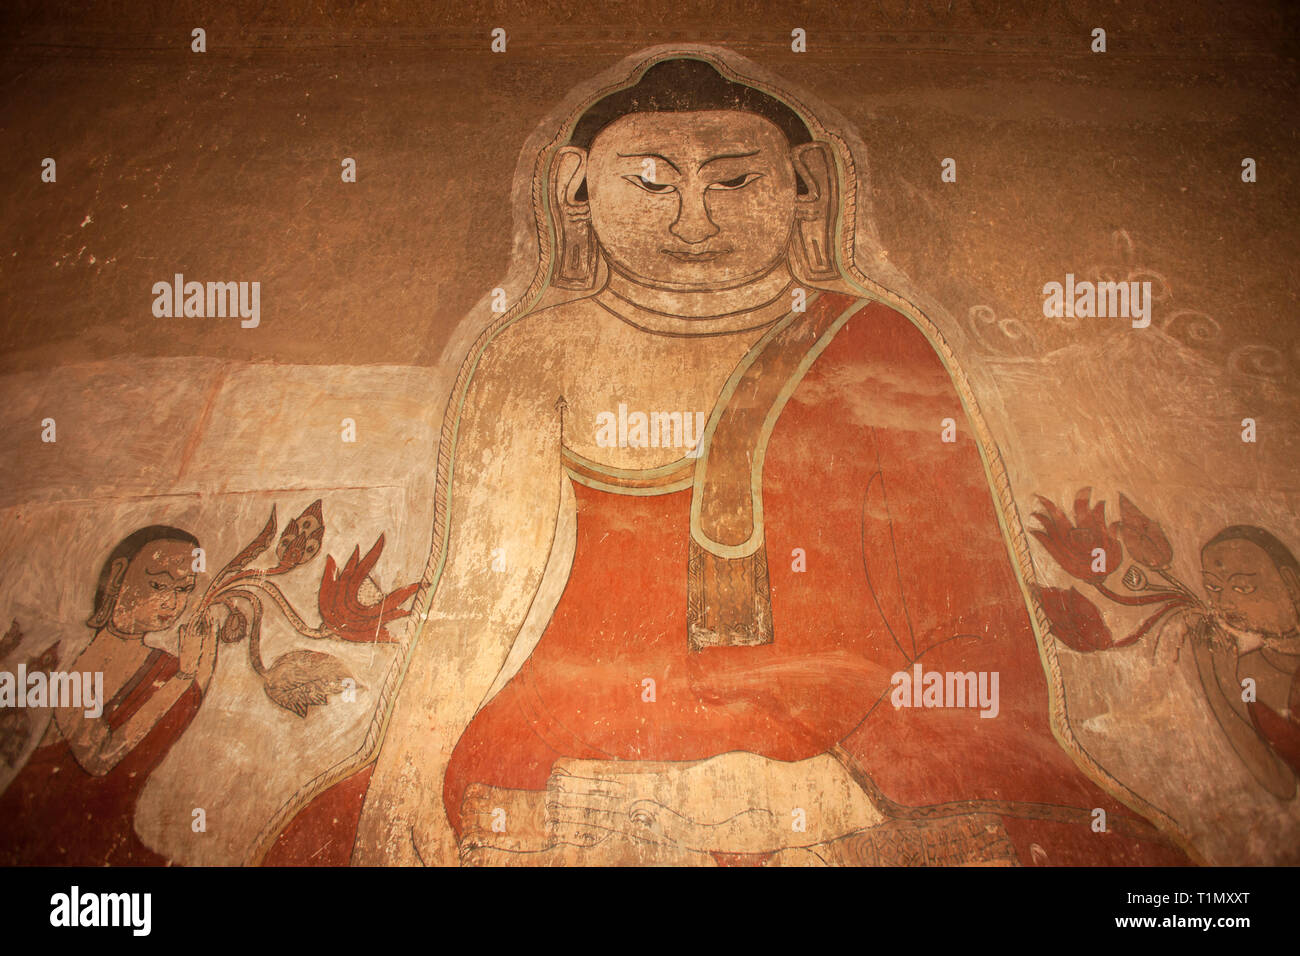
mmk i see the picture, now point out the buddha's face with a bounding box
[1201,538,1300,643]
[109,539,197,636]
[586,111,798,290]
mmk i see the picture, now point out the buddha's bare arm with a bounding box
[353,324,564,866]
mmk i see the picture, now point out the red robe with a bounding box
[0,647,201,865]
[273,293,1190,865]
[1250,697,1300,778]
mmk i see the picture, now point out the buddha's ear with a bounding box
[551,145,597,290]
[790,141,839,282]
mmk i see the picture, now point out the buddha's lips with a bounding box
[663,248,728,262]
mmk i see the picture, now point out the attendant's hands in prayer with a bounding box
[1154,611,1233,666]
[177,613,219,691]
[177,617,206,678]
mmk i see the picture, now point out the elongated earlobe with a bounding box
[551,146,597,290]
[790,141,838,282]
[86,557,130,629]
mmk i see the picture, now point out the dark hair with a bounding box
[87,525,200,628]
[568,58,813,150]
[1202,525,1300,580]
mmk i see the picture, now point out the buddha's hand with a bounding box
[457,783,715,866]
[545,752,884,855]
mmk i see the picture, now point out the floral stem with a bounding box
[215,577,330,639]
[1134,581,1178,594]
[217,565,292,591]
[1094,582,1185,606]
[1155,568,1201,603]
[226,590,266,676]
[1115,600,1184,647]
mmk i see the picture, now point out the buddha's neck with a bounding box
[597,260,797,335]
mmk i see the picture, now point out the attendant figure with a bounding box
[0,525,216,864]
[1192,525,1300,800]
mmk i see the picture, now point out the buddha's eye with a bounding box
[623,174,675,194]
[1232,584,1257,594]
[708,173,762,190]
[150,580,167,591]
[1203,582,1222,594]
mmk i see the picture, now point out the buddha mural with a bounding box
[265,49,1193,867]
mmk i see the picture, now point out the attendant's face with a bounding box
[110,539,197,635]
[586,111,798,290]
[1201,539,1300,641]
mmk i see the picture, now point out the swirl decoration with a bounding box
[1227,345,1289,383]
[967,231,1296,390]
[967,304,1038,355]
[1160,309,1222,347]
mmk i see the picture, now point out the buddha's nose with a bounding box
[670,190,720,244]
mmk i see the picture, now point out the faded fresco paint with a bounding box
[1,19,1297,869]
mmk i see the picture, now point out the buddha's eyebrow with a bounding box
[699,150,760,170]
[616,151,680,174]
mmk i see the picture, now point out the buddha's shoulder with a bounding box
[827,293,947,353]
[822,294,968,388]
[472,295,612,361]
[514,294,613,330]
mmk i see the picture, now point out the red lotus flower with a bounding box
[318,535,419,643]
[1030,488,1122,584]
[272,499,325,572]
[1034,586,1114,652]
[1114,493,1173,571]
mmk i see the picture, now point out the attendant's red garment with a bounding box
[1249,701,1300,777]
[274,294,1190,865]
[0,647,201,865]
